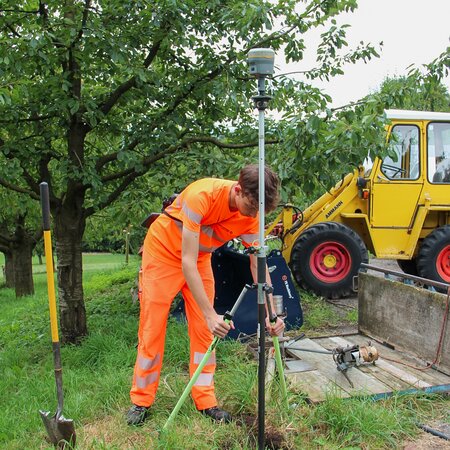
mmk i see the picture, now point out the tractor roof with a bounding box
[385,109,450,121]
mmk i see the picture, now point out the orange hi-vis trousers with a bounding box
[130,253,217,411]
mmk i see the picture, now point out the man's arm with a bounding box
[249,254,285,336]
[181,227,231,338]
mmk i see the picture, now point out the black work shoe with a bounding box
[200,406,232,423]
[126,404,149,426]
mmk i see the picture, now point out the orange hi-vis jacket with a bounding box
[145,178,260,264]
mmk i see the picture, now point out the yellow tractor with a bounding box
[267,109,450,298]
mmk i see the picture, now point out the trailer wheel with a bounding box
[397,258,418,276]
[417,225,450,291]
[290,222,368,299]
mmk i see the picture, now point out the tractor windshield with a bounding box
[428,122,450,183]
[382,124,420,180]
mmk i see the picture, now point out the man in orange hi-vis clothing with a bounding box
[126,164,285,426]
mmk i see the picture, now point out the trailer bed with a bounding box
[284,334,450,403]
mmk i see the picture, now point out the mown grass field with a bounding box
[0,253,448,449]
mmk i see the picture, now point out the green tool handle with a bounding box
[163,332,222,431]
[162,285,251,431]
[271,335,288,409]
[266,292,289,409]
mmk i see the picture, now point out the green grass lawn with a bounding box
[0,253,448,449]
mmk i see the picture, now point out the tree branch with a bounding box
[21,167,40,195]
[184,136,279,149]
[84,172,139,217]
[70,0,91,48]
[98,134,278,184]
[95,22,170,121]
[0,241,11,252]
[99,141,183,183]
[0,114,56,124]
[0,178,39,199]
[88,129,280,215]
[33,226,43,243]
[0,9,39,13]
[5,23,21,37]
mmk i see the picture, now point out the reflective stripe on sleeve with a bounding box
[241,234,259,245]
[201,225,227,244]
[181,202,203,224]
[199,243,220,253]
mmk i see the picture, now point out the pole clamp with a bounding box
[252,94,272,111]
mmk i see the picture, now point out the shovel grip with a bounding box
[40,182,51,231]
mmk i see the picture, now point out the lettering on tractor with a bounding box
[325,200,343,219]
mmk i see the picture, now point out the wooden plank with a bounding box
[327,336,431,389]
[287,338,390,394]
[313,337,413,391]
[348,334,450,385]
[286,370,350,403]
[358,365,412,391]
[285,360,316,373]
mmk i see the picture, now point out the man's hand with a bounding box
[266,316,285,336]
[206,313,234,339]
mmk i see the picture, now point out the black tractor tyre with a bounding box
[397,258,418,276]
[417,225,450,291]
[289,222,368,299]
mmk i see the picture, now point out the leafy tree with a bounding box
[0,0,382,342]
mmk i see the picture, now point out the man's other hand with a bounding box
[266,316,285,336]
[206,313,234,339]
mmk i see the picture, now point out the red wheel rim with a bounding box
[436,245,450,282]
[310,241,352,283]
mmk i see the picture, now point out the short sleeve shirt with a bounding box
[145,178,259,266]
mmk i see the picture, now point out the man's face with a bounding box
[236,190,259,218]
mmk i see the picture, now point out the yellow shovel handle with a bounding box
[40,182,59,344]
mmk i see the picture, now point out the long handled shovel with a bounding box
[39,182,76,449]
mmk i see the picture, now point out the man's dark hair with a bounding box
[238,164,280,213]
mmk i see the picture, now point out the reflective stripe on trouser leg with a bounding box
[182,262,217,411]
[130,254,184,407]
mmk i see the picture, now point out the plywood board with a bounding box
[286,338,390,395]
[327,336,431,389]
[287,370,350,403]
[284,334,450,403]
[348,334,450,385]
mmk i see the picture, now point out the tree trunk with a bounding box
[3,251,14,288]
[12,238,35,297]
[54,198,88,344]
[10,216,36,297]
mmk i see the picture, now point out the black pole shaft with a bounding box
[257,254,266,449]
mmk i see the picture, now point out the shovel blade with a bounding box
[40,410,76,449]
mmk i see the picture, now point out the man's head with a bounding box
[235,164,280,216]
